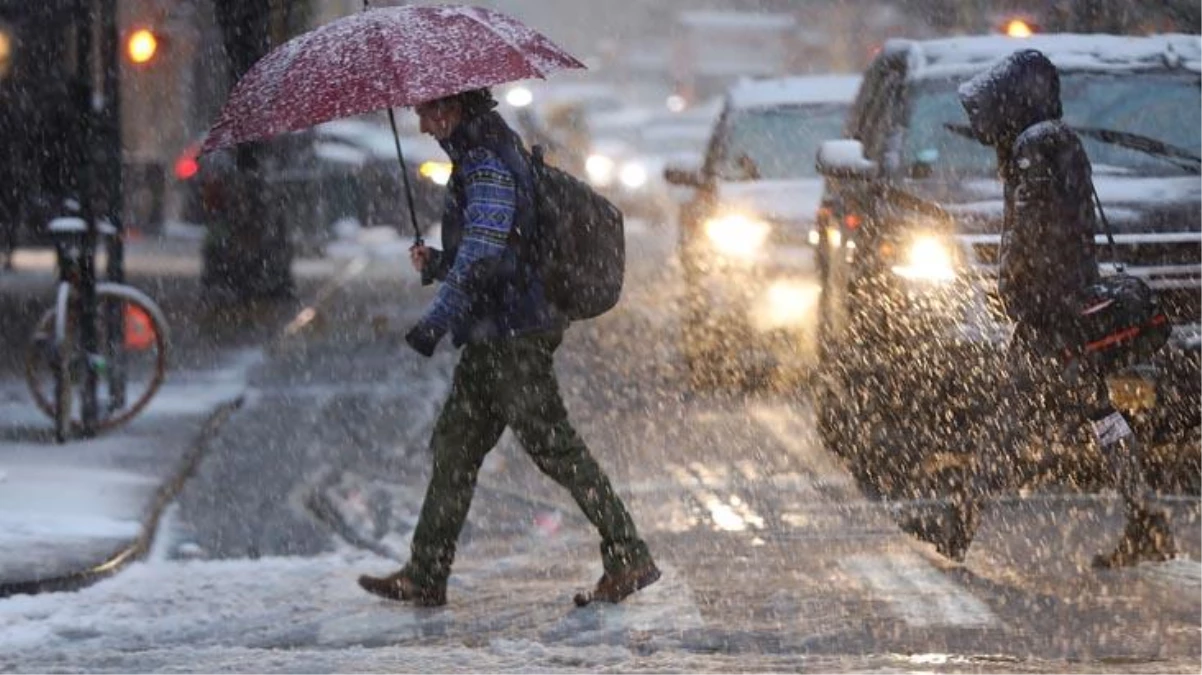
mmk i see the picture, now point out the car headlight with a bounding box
[703,214,771,259]
[418,160,452,186]
[619,161,648,189]
[586,154,615,187]
[890,234,957,281]
[505,86,533,108]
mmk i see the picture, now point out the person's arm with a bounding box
[405,148,516,355]
[419,188,463,285]
[1002,121,1092,321]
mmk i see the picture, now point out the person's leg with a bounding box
[1082,374,1177,568]
[911,331,1044,561]
[359,344,505,603]
[501,333,657,602]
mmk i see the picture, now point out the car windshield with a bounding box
[715,104,847,180]
[905,71,1202,177]
[642,126,710,155]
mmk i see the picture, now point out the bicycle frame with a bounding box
[50,217,125,435]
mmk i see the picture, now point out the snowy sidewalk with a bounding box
[0,224,415,598]
[0,352,258,596]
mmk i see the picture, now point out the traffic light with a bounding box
[126,28,159,65]
[1000,16,1038,38]
[0,23,13,78]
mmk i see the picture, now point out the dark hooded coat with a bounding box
[959,49,1100,339]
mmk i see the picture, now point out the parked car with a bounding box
[813,33,1202,484]
[173,115,448,257]
[664,74,862,386]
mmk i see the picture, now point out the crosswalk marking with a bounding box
[668,463,765,532]
[750,402,1002,630]
[842,553,1002,628]
[748,403,856,494]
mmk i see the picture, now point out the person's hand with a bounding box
[409,243,432,273]
[405,323,439,357]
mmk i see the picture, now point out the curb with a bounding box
[0,397,243,598]
[0,255,373,599]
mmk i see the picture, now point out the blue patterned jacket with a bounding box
[413,111,561,348]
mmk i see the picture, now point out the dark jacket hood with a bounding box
[439,110,513,163]
[958,49,1063,148]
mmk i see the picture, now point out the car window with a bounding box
[904,82,996,177]
[1061,73,1201,172]
[714,104,848,181]
[905,71,1202,178]
[642,125,710,154]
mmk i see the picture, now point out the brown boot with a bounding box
[574,561,661,607]
[1092,510,1177,569]
[358,570,447,607]
[898,497,979,563]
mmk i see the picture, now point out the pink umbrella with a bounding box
[203,4,585,153]
[202,4,585,241]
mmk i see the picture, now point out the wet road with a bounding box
[4,220,1199,672]
[174,217,1199,670]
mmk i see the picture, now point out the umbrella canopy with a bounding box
[202,4,586,153]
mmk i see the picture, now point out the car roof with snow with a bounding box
[677,10,796,30]
[726,74,863,111]
[887,32,1202,81]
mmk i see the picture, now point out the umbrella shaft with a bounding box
[388,107,423,244]
[359,0,418,243]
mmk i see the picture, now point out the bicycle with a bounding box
[24,216,170,442]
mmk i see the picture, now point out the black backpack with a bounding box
[525,145,625,321]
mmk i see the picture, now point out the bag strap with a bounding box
[530,144,545,235]
[1089,180,1123,273]
[509,143,546,293]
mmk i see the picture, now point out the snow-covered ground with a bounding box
[0,352,256,584]
[2,513,1194,674]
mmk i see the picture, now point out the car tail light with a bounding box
[174,143,200,180]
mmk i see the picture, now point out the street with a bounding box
[0,220,1197,673]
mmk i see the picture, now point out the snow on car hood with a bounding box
[715,179,826,223]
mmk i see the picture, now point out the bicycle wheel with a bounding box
[25,283,170,433]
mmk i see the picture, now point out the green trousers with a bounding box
[407,331,651,587]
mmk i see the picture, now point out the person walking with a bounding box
[913,49,1177,568]
[358,88,660,607]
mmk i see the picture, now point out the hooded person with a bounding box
[910,49,1177,567]
[357,88,660,607]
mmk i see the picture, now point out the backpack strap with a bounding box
[489,137,542,292]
